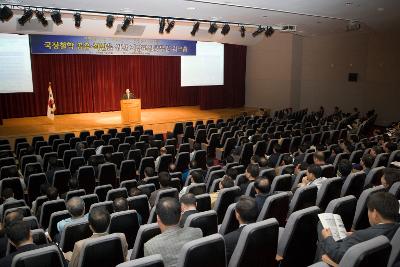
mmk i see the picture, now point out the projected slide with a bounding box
[181,42,224,86]
[0,33,33,93]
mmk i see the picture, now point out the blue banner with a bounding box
[29,35,196,56]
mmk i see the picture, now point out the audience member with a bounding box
[319,192,399,265]
[295,144,308,163]
[360,154,374,175]
[149,172,172,207]
[46,156,63,184]
[128,187,143,197]
[259,157,269,168]
[155,147,167,172]
[142,197,203,267]
[250,155,260,165]
[337,159,353,182]
[0,188,16,221]
[190,143,201,161]
[327,145,342,164]
[313,152,326,166]
[65,208,127,267]
[57,197,87,237]
[179,170,205,198]
[0,210,24,258]
[240,164,260,195]
[226,168,239,181]
[224,196,258,262]
[179,193,198,227]
[113,197,128,212]
[297,164,326,191]
[369,145,382,157]
[210,175,235,209]
[254,178,271,212]
[381,168,400,191]
[384,142,398,154]
[268,144,282,168]
[36,186,58,219]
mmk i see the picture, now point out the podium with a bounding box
[120,99,141,124]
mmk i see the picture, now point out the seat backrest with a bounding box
[320,164,335,178]
[77,166,96,194]
[127,195,150,224]
[120,160,137,181]
[154,188,178,207]
[89,201,114,215]
[388,227,400,267]
[22,216,39,230]
[270,174,292,193]
[228,218,279,267]
[187,183,207,195]
[364,166,385,187]
[339,235,391,267]
[288,185,318,216]
[175,152,190,173]
[98,163,117,187]
[219,203,239,235]
[193,150,207,170]
[27,173,47,204]
[68,157,85,175]
[349,150,363,164]
[40,199,67,229]
[257,192,290,227]
[52,169,71,195]
[60,220,92,252]
[325,195,357,231]
[106,188,128,201]
[78,233,125,267]
[109,210,140,249]
[316,177,343,211]
[389,181,400,200]
[352,186,385,231]
[131,223,161,260]
[65,189,86,201]
[184,210,218,237]
[214,186,240,224]
[194,194,211,212]
[11,244,64,267]
[0,165,19,180]
[277,206,320,267]
[340,171,366,199]
[81,194,99,214]
[176,234,226,267]
[117,255,164,267]
[48,210,70,241]
[206,170,225,192]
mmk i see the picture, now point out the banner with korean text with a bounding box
[29,35,196,56]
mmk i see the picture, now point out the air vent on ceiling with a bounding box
[114,25,146,36]
[279,25,297,32]
[16,19,54,32]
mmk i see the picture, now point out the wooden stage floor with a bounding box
[0,106,256,144]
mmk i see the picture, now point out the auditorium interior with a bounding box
[0,1,400,267]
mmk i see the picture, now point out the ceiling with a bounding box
[1,0,399,45]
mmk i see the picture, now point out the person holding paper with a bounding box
[297,164,326,191]
[318,192,400,266]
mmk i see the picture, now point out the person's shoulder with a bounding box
[144,233,163,250]
[183,227,203,238]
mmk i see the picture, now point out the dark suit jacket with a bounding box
[122,93,134,100]
[320,223,399,263]
[326,155,336,165]
[268,153,281,168]
[179,210,198,228]
[255,193,270,212]
[239,180,250,195]
[0,244,42,267]
[224,226,245,262]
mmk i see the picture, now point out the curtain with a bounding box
[0,44,246,119]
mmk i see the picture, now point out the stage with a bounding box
[0,106,257,145]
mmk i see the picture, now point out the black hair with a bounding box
[372,146,383,155]
[156,197,181,226]
[307,164,322,178]
[331,144,343,155]
[362,154,375,168]
[259,157,268,167]
[158,172,171,187]
[367,192,399,221]
[113,197,128,212]
[1,188,13,199]
[386,142,398,153]
[281,154,293,165]
[144,167,155,177]
[220,175,234,188]
[382,168,400,189]
[4,210,24,228]
[254,178,270,194]
[226,155,234,164]
[251,155,260,164]
[180,193,197,206]
[89,208,110,233]
[226,168,239,180]
[338,159,353,177]
[193,143,201,151]
[67,197,85,217]
[5,221,30,247]
[235,196,258,223]
[46,186,58,200]
[129,187,143,197]
[299,144,308,153]
[246,164,260,178]
[191,170,204,183]
[273,143,282,153]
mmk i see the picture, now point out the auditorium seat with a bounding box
[389,181,400,199]
[206,169,225,192]
[106,188,128,201]
[340,171,366,199]
[94,184,113,202]
[214,186,240,224]
[109,138,120,151]
[257,192,290,227]
[270,174,292,193]
[287,185,317,217]
[81,194,99,214]
[177,143,190,154]
[184,210,218,237]
[109,210,140,249]
[77,166,96,194]
[98,163,118,187]
[372,152,389,169]
[39,146,53,160]
[138,157,155,178]
[276,206,320,267]
[63,133,75,143]
[48,135,60,146]
[320,164,335,178]
[388,149,400,167]
[39,199,66,229]
[94,130,104,140]
[216,137,236,161]
[119,160,137,181]
[127,195,150,224]
[4,206,31,218]
[63,149,77,168]
[82,148,96,163]
[108,128,118,138]
[228,218,279,267]
[0,177,24,200]
[244,182,255,197]
[176,234,226,267]
[117,143,130,158]
[20,155,37,175]
[124,136,136,147]
[27,173,47,204]
[52,169,71,195]
[68,156,85,176]
[60,220,92,253]
[0,157,15,170]
[121,127,132,137]
[16,142,29,158]
[332,152,350,171]
[10,245,64,267]
[23,162,42,182]
[316,177,343,211]
[363,166,385,187]
[175,152,190,173]
[219,203,239,235]
[89,201,114,214]
[100,145,114,155]
[93,140,105,149]
[195,193,211,212]
[52,139,64,152]
[79,131,90,141]
[349,149,363,164]
[65,189,86,201]
[69,137,80,149]
[157,154,173,173]
[48,210,70,241]
[34,140,48,155]
[120,179,137,192]
[23,216,39,230]
[131,223,161,260]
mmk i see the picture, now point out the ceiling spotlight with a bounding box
[51,10,62,25]
[74,12,81,28]
[240,25,246,37]
[221,23,230,35]
[252,26,264,37]
[0,5,13,22]
[121,16,132,32]
[18,9,33,26]
[159,18,166,34]
[35,11,48,27]
[191,21,200,36]
[106,15,114,28]
[208,22,218,34]
[265,26,274,37]
[165,20,175,33]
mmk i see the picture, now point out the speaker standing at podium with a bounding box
[122,88,134,100]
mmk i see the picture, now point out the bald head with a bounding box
[67,197,85,218]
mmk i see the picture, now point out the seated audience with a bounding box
[254,178,271,212]
[155,147,167,172]
[224,196,258,262]
[226,167,239,181]
[313,152,326,166]
[383,142,398,154]
[327,145,342,164]
[297,164,326,191]
[0,210,24,258]
[250,155,260,165]
[267,144,282,168]
[319,192,399,265]
[369,145,382,157]
[179,170,205,198]
[240,164,260,195]
[112,197,128,212]
[36,186,58,219]
[179,193,198,227]
[360,154,374,175]
[143,197,203,267]
[337,159,353,182]
[190,143,201,161]
[57,197,87,237]
[149,172,172,207]
[0,188,16,221]
[294,144,308,163]
[381,168,400,191]
[128,187,143,197]
[65,208,127,267]
[210,175,235,209]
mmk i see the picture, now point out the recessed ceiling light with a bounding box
[377,7,384,12]
[262,15,268,18]
[187,7,196,10]
[345,2,352,6]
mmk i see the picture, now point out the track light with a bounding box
[165,20,175,33]
[159,18,166,34]
[252,26,264,37]
[74,12,81,28]
[208,22,218,34]
[35,11,48,27]
[265,26,274,37]
[221,23,230,35]
[18,9,33,26]
[51,10,62,25]
[191,21,200,36]
[0,5,13,22]
[106,15,114,28]
[240,26,246,37]
[121,16,132,32]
